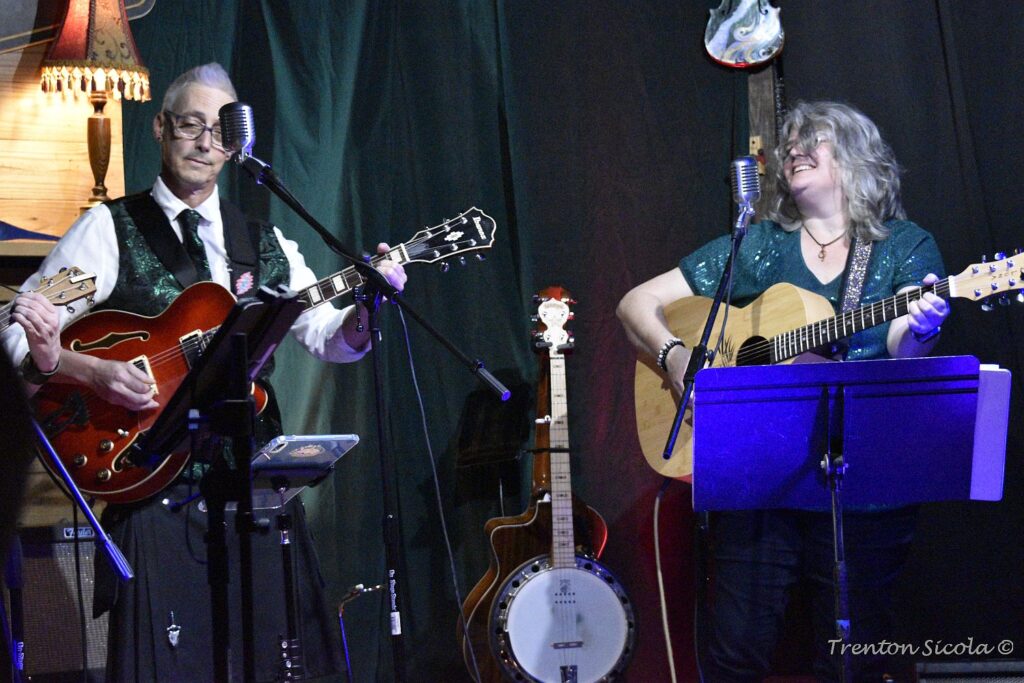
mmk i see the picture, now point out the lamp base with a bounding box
[82,92,111,213]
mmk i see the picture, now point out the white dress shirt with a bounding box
[2,177,368,366]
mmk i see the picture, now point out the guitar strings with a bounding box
[734,280,948,365]
[0,270,83,330]
[38,225,477,443]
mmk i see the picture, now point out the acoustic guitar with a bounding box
[460,287,634,682]
[33,208,497,503]
[635,253,1024,479]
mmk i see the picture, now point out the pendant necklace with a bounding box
[803,224,845,261]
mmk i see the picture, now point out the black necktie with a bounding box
[178,209,212,281]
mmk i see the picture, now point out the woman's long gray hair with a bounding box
[769,101,905,241]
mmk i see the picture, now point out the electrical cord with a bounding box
[395,305,482,683]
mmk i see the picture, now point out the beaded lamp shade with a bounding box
[40,0,150,102]
[39,0,150,209]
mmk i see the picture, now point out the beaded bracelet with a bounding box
[656,337,685,372]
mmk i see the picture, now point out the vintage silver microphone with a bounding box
[218,101,256,161]
[730,155,761,207]
[730,155,761,232]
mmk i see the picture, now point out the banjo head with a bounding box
[491,554,635,682]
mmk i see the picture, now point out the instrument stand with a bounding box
[230,134,511,681]
[140,287,303,683]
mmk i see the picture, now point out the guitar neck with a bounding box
[296,246,409,311]
[0,266,97,335]
[771,278,951,362]
[0,301,16,334]
[547,354,576,569]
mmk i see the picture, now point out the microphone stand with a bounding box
[662,201,753,461]
[232,150,510,681]
[666,199,753,679]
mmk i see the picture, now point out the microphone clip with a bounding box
[733,203,756,235]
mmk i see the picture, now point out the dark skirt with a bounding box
[94,482,344,682]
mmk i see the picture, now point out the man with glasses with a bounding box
[1,63,406,681]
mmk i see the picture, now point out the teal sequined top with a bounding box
[679,219,946,361]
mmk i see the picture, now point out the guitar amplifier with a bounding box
[13,524,108,679]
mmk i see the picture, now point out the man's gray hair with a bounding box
[161,63,238,112]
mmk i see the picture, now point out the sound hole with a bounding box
[736,335,771,366]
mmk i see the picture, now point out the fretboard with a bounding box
[296,246,409,311]
[547,354,576,569]
[764,278,951,364]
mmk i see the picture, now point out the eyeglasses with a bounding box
[164,111,224,149]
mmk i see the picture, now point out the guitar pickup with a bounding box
[179,330,206,369]
[131,355,157,394]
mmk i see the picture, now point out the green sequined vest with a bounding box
[101,191,293,479]
[102,192,291,315]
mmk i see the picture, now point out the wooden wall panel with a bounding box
[1,41,125,524]
[0,43,126,244]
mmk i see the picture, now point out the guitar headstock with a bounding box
[952,250,1024,309]
[532,287,575,357]
[38,266,97,312]
[704,0,784,68]
[402,207,497,270]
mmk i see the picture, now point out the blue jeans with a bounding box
[704,507,918,682]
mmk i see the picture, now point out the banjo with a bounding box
[489,288,635,682]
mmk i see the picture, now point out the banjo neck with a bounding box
[546,352,576,570]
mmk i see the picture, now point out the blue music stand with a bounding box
[692,355,1008,512]
[690,355,1010,682]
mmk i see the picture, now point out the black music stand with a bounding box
[248,433,359,679]
[691,355,1010,682]
[137,285,303,683]
[250,434,359,511]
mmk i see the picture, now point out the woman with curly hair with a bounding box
[617,101,949,681]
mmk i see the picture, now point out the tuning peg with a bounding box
[567,312,575,321]
[998,294,1011,306]
[475,253,486,262]
[1016,292,1024,304]
[440,262,450,273]
[980,299,994,312]
[458,256,466,266]
[530,315,539,323]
